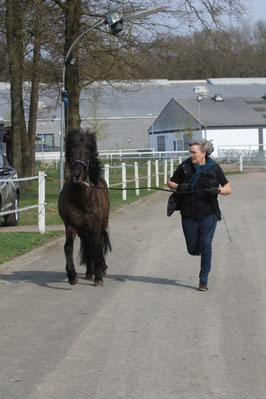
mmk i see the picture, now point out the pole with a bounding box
[59,7,166,191]
[38,171,46,234]
[59,19,105,191]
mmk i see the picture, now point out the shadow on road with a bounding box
[0,271,198,291]
[0,270,72,290]
[106,274,198,290]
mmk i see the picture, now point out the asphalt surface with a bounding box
[1,172,266,399]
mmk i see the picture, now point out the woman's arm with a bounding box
[219,183,232,196]
[167,179,178,190]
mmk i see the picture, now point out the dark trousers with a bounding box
[181,214,217,283]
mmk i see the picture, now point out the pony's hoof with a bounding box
[69,276,78,285]
[94,279,103,287]
[85,273,94,280]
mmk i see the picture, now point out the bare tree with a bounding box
[2,0,249,177]
[5,0,30,176]
[50,0,248,135]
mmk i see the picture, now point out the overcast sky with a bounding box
[249,0,266,23]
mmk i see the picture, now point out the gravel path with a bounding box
[1,172,266,399]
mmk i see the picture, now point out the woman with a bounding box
[168,139,232,291]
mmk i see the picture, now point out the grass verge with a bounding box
[0,231,64,265]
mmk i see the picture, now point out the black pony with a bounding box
[58,128,111,286]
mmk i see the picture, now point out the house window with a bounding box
[157,136,165,151]
[173,141,176,151]
[36,133,54,151]
[183,134,190,150]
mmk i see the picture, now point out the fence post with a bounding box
[147,160,151,190]
[170,159,174,178]
[164,159,167,184]
[240,154,243,172]
[38,171,46,234]
[134,162,140,195]
[179,156,182,165]
[104,164,110,187]
[155,159,159,187]
[122,162,127,200]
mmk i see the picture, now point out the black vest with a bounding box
[178,161,221,220]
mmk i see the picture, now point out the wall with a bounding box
[82,117,155,150]
[36,117,155,151]
[206,128,259,157]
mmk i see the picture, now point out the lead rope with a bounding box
[220,210,233,242]
[77,182,233,241]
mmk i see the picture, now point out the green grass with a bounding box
[0,231,64,265]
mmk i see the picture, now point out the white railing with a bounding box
[217,144,266,161]
[100,150,188,160]
[36,152,61,161]
[104,158,178,201]
[35,150,189,162]
[0,172,47,233]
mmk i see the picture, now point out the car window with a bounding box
[0,153,10,168]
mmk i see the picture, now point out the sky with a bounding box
[249,0,266,23]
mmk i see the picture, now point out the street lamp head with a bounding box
[105,10,123,35]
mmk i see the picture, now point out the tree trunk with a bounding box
[64,0,82,133]
[5,0,31,177]
[28,33,41,176]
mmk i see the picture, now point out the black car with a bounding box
[0,151,20,226]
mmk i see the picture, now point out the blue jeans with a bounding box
[181,214,217,284]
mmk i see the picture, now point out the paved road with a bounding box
[1,173,266,399]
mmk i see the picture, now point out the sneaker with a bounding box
[199,281,208,291]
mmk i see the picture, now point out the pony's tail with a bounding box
[79,230,111,267]
[103,230,112,254]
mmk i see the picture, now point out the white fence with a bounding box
[217,144,266,163]
[35,150,189,162]
[1,151,255,233]
[104,159,177,201]
[0,172,46,234]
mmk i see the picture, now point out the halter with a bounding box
[70,159,89,170]
[70,159,90,186]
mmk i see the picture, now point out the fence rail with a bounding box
[0,172,46,233]
[104,159,176,201]
[35,150,189,162]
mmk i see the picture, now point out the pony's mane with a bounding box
[65,128,101,185]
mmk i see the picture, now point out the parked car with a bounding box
[0,151,20,226]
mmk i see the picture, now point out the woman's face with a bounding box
[189,145,206,164]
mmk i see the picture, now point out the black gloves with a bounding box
[176,183,190,192]
[206,187,220,195]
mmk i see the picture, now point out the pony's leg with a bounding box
[64,226,78,285]
[79,233,94,280]
[94,245,107,286]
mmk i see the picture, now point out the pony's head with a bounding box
[64,128,101,185]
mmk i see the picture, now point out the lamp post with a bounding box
[59,6,166,190]
[60,11,123,190]
[197,94,202,134]
[193,86,208,138]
